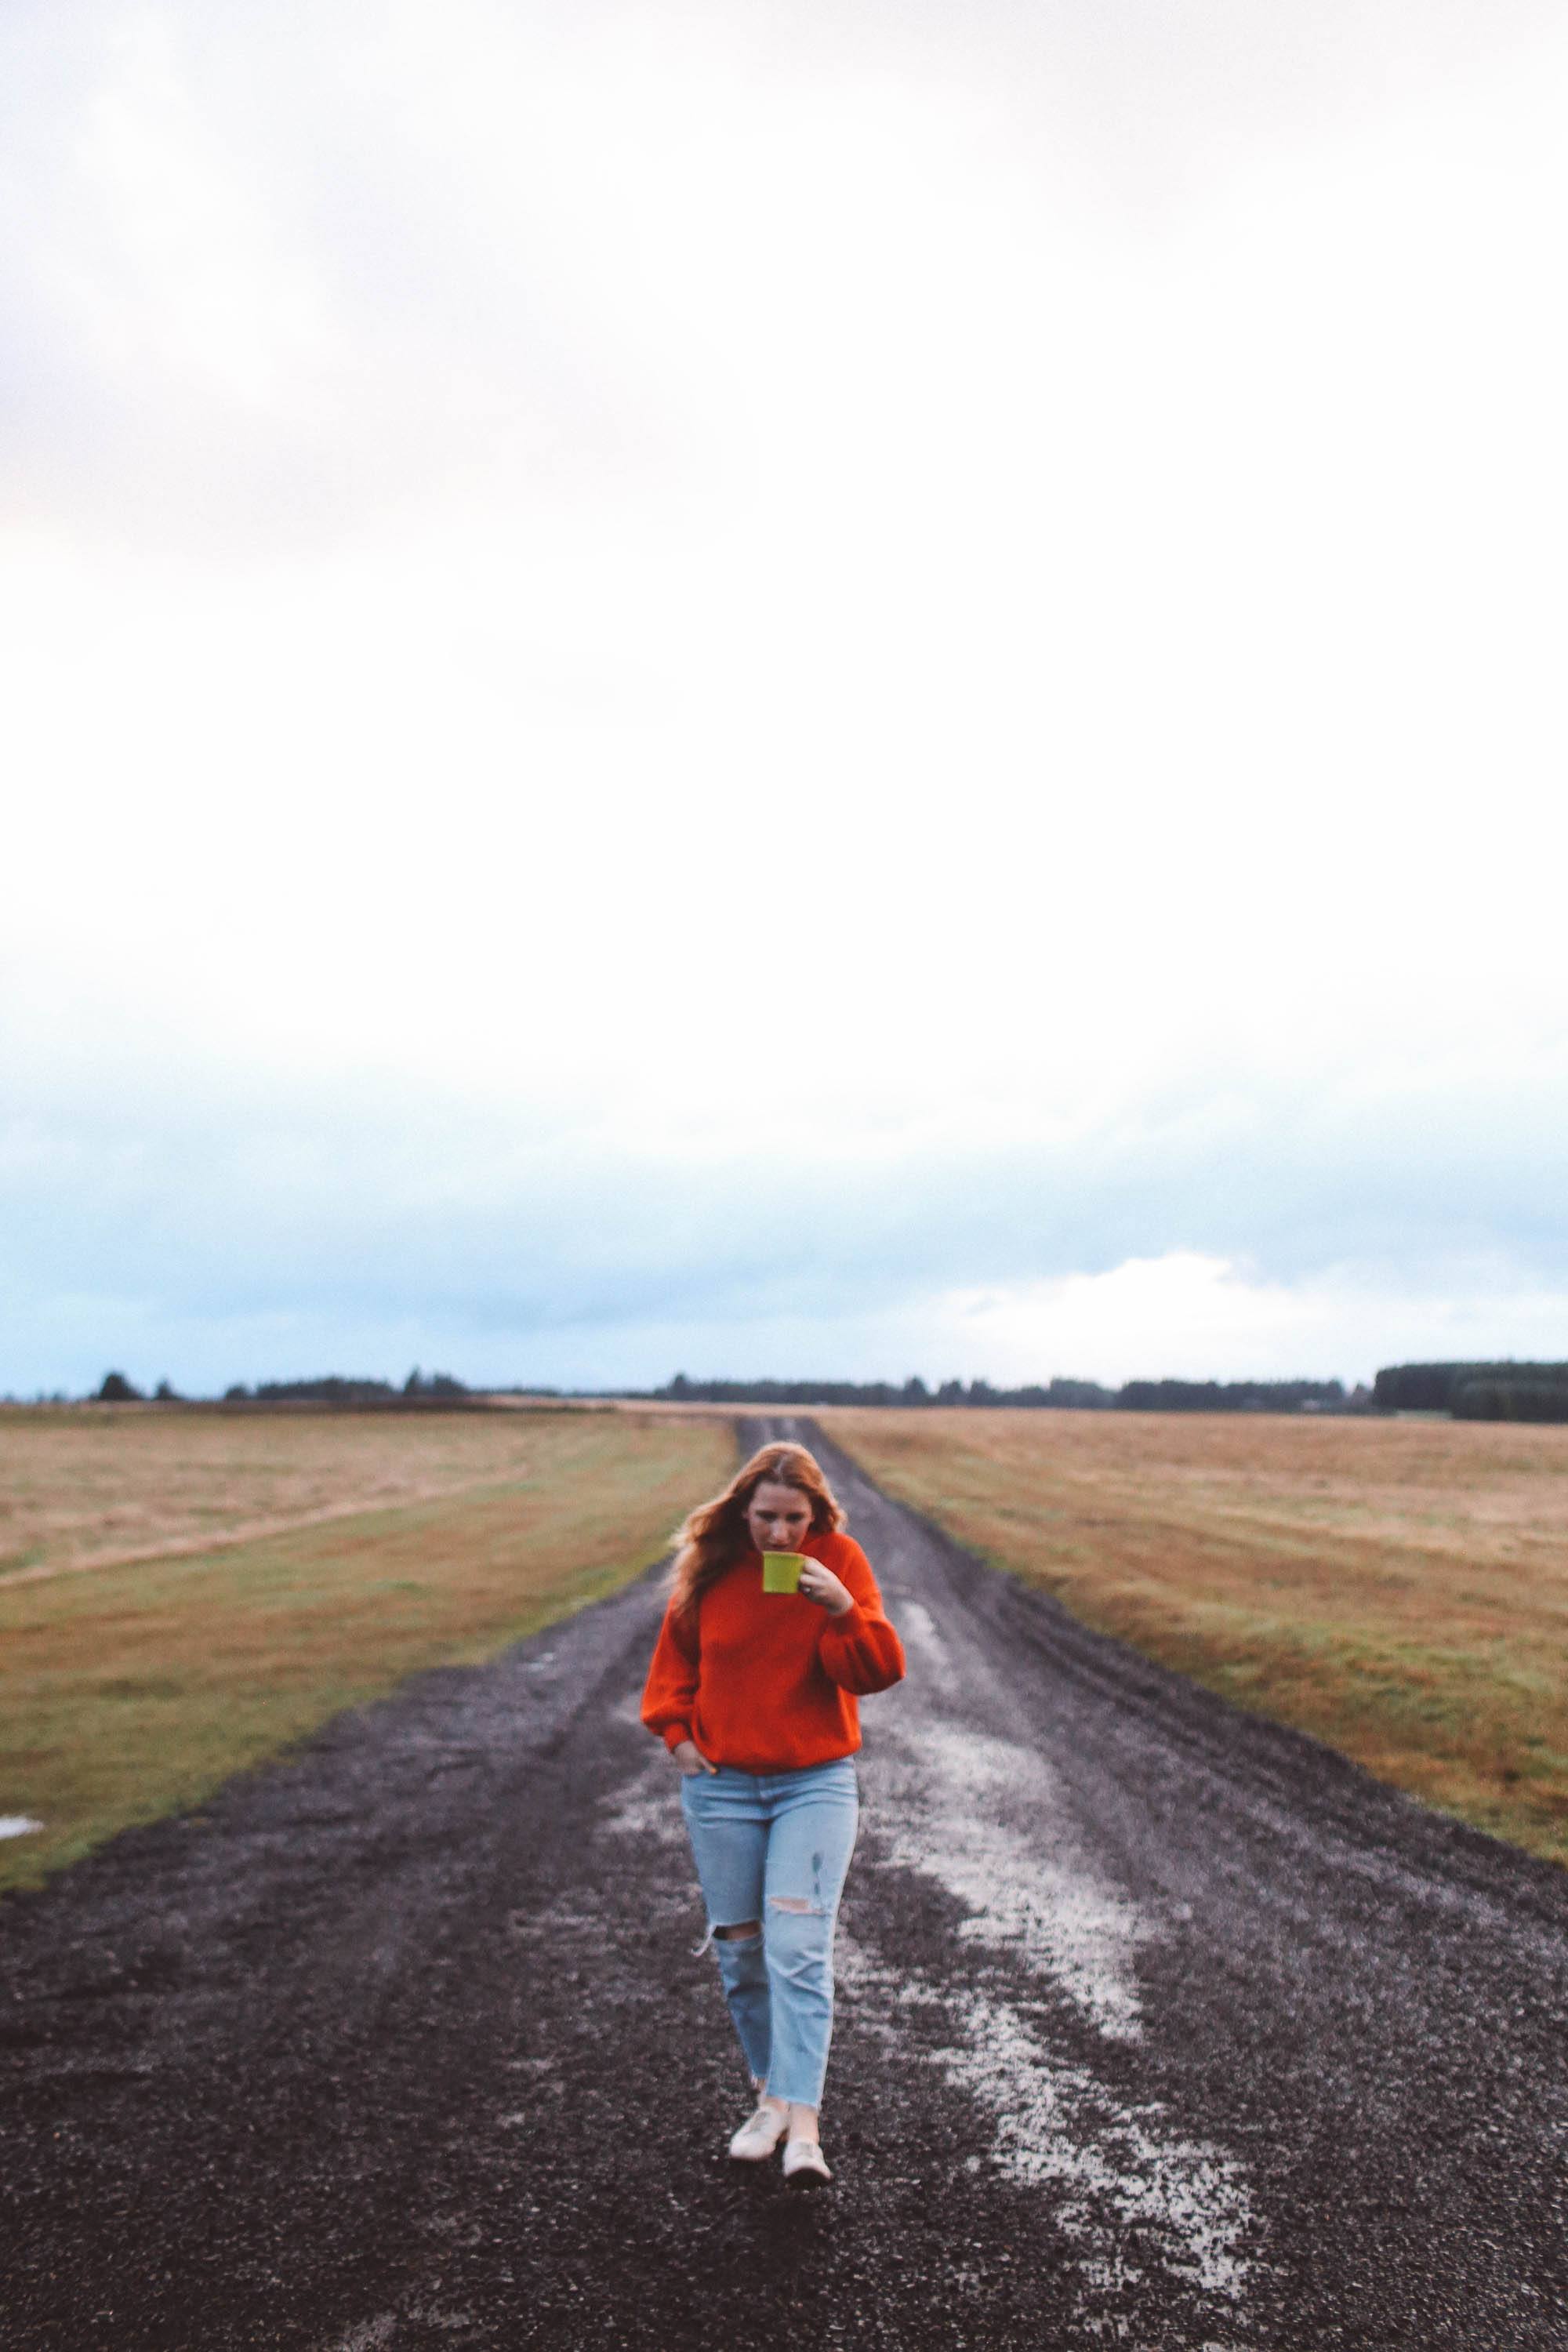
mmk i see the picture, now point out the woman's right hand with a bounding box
[671,1739,717,1777]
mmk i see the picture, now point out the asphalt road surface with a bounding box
[4,1417,1566,2351]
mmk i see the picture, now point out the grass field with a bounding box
[829,1408,1568,1867]
[0,1403,571,1584]
[0,1405,733,1894]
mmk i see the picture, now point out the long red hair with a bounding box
[669,1441,845,1617]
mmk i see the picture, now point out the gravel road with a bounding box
[3,1415,1565,2350]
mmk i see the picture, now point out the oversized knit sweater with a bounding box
[640,1530,906,1773]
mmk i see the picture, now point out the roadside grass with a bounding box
[0,1401,559,1582]
[0,1406,732,1895]
[828,1408,1568,1867]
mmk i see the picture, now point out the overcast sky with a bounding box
[4,0,1566,1396]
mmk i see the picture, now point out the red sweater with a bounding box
[640,1530,906,1773]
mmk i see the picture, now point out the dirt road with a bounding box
[3,1417,1565,2349]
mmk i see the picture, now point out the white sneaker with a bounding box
[782,2136,832,2190]
[728,2103,789,2162]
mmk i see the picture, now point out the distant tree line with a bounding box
[236,1377,404,1406]
[226,1369,473,1406]
[653,1373,1348,1414]
[90,1363,1568,1424]
[95,1372,180,1403]
[655,1374,1116,1408]
[1115,1378,1347,1414]
[93,1369,474,1409]
[1373,1361,1568,1423]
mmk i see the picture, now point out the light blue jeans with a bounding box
[679,1757,860,2112]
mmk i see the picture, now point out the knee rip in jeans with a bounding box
[713,1921,762,1942]
[768,1895,822,1916]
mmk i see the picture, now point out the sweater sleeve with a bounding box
[640,1594,702,1751]
[816,1537,906,1697]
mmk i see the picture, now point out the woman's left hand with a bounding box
[797,1559,854,1617]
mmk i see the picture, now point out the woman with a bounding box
[641,1440,906,2188]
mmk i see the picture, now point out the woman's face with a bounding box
[746,1479,814,1554]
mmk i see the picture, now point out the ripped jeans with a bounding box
[679,1757,859,2112]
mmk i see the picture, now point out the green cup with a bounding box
[761,1550,807,1595]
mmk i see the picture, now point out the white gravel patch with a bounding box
[838,1931,1254,2307]
[848,1700,1258,2310]
[937,1990,1254,2299]
[891,1597,945,1660]
[877,1719,1149,2042]
[323,2318,396,2351]
[599,1755,688,1847]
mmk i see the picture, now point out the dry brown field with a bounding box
[0,1402,579,1586]
[829,1406,1568,1866]
[0,1404,732,1893]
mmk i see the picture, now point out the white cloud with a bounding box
[917,1253,1568,1388]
